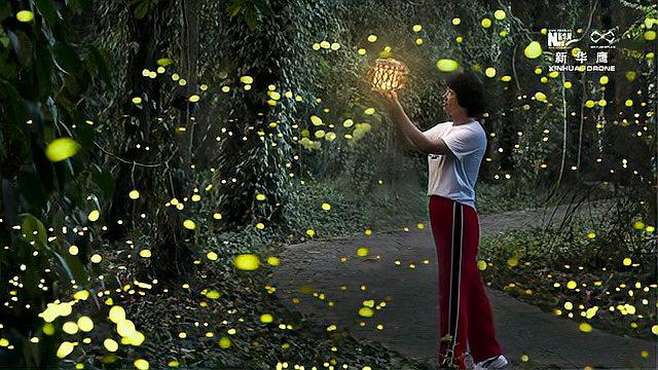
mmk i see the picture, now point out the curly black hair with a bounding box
[446,71,486,117]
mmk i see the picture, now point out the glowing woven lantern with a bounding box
[368,58,408,92]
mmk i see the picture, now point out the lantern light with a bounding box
[368,58,409,93]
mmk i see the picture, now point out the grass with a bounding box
[478,207,657,341]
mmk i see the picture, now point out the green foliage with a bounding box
[0,1,114,366]
[479,196,656,339]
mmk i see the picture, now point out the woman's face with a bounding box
[442,88,460,116]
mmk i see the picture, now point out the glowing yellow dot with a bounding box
[564,81,572,89]
[412,24,422,32]
[644,30,656,41]
[364,107,376,115]
[524,41,542,59]
[134,359,149,370]
[534,91,547,102]
[415,38,423,45]
[183,219,196,230]
[521,354,529,362]
[356,247,369,257]
[306,229,316,237]
[109,306,126,324]
[260,314,274,323]
[129,190,140,200]
[625,99,633,107]
[43,323,55,335]
[91,254,102,263]
[213,213,222,220]
[585,100,596,108]
[358,307,374,317]
[477,260,487,271]
[68,245,79,256]
[367,34,378,42]
[357,48,366,55]
[207,251,218,261]
[310,115,323,126]
[240,76,253,84]
[77,316,94,332]
[256,193,266,201]
[579,322,592,333]
[436,59,459,72]
[218,336,231,348]
[234,254,260,271]
[255,222,265,230]
[62,321,79,335]
[321,202,331,211]
[623,257,632,266]
[452,17,461,25]
[494,10,506,20]
[481,18,492,28]
[566,281,577,289]
[267,256,280,266]
[56,341,76,358]
[599,76,609,85]
[46,138,81,162]
[16,10,34,22]
[88,210,100,222]
[485,67,497,78]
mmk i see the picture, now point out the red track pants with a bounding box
[429,195,503,369]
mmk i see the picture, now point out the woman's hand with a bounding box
[373,88,400,112]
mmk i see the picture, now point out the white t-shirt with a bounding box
[424,119,487,210]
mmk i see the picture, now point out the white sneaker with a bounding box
[464,352,475,369]
[474,354,508,370]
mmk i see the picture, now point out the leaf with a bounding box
[0,2,11,20]
[20,213,48,247]
[92,165,114,199]
[227,0,244,17]
[0,80,28,124]
[35,0,61,26]
[52,42,81,74]
[8,30,33,67]
[35,40,53,99]
[87,46,112,85]
[244,5,258,31]
[17,171,48,215]
[133,1,150,19]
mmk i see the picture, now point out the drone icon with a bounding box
[590,29,617,44]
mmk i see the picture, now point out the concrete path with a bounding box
[271,200,657,369]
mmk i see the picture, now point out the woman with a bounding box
[378,71,508,370]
